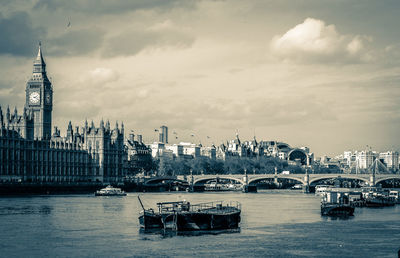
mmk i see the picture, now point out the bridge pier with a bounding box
[274,167,279,186]
[303,170,310,193]
[189,169,194,192]
[369,171,376,187]
[242,169,249,193]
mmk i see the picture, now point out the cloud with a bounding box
[137,89,150,99]
[271,18,372,63]
[0,12,46,56]
[80,67,119,86]
[102,21,195,57]
[34,0,196,14]
[47,28,105,56]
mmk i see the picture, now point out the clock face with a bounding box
[29,91,40,104]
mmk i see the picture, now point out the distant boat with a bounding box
[95,185,127,196]
[361,187,396,207]
[291,184,303,190]
[389,190,400,204]
[320,191,355,216]
[138,196,241,231]
[204,181,242,191]
[315,185,333,196]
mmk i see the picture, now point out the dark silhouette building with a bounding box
[0,44,126,184]
[159,125,168,144]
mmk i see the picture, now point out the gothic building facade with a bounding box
[0,44,126,183]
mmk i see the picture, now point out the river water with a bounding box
[0,190,399,257]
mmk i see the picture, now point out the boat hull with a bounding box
[365,198,395,207]
[139,211,163,229]
[321,204,355,216]
[139,209,241,231]
[175,211,241,231]
[95,193,127,196]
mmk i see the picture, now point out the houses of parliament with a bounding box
[0,44,127,184]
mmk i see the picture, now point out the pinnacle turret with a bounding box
[31,42,49,81]
[6,106,10,121]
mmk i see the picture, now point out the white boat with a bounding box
[291,184,303,190]
[389,190,400,204]
[315,185,333,196]
[95,185,127,196]
[204,181,242,191]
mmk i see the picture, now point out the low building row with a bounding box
[323,150,399,172]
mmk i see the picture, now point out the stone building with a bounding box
[216,134,264,160]
[126,132,152,175]
[0,44,126,184]
[0,126,94,183]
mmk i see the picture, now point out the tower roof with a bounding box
[32,42,47,76]
[29,42,50,83]
[34,42,46,66]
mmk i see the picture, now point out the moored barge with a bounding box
[138,197,241,231]
[321,191,355,216]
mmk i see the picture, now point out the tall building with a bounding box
[25,43,53,140]
[158,125,168,144]
[356,150,376,169]
[379,151,399,171]
[0,44,126,184]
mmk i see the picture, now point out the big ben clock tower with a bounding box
[26,43,53,140]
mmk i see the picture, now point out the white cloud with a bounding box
[137,89,149,99]
[346,36,363,55]
[271,18,371,63]
[80,67,119,85]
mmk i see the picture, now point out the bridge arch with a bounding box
[193,176,244,186]
[144,177,189,186]
[248,175,305,185]
[309,175,369,185]
[288,148,309,166]
[375,176,400,185]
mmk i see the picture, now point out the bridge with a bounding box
[140,172,400,192]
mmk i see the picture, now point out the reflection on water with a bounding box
[321,214,355,221]
[139,227,241,238]
[101,198,125,213]
[0,205,52,215]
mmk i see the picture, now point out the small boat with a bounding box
[204,181,242,191]
[361,187,396,207]
[291,184,303,190]
[321,191,355,216]
[315,185,333,196]
[389,190,400,204]
[138,196,241,231]
[95,185,127,196]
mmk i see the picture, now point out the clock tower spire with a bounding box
[26,43,53,140]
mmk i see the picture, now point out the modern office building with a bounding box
[158,125,168,144]
[379,151,399,171]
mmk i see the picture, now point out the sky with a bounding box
[1,0,400,156]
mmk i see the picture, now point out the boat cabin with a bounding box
[322,191,350,205]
